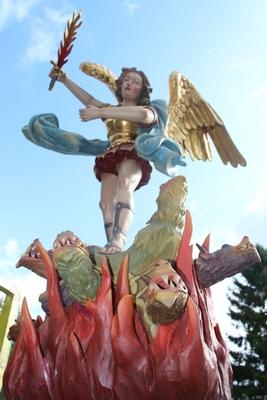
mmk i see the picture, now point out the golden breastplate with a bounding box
[105,119,138,148]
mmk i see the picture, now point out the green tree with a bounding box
[228,245,267,399]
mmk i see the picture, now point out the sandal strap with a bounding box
[115,202,134,213]
[104,222,113,242]
[113,202,134,237]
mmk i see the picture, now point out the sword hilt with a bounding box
[48,76,57,91]
[48,61,65,91]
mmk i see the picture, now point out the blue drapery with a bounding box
[22,99,186,177]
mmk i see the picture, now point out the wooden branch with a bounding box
[194,236,261,288]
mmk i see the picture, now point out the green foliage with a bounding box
[228,245,267,399]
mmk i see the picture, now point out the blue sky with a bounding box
[1,0,267,339]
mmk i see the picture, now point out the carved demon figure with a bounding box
[3,176,260,400]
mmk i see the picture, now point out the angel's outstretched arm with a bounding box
[63,77,107,107]
[79,104,157,126]
[49,69,106,107]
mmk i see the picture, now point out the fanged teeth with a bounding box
[161,274,169,285]
[240,242,253,250]
[53,236,80,249]
[169,280,177,289]
[27,249,41,259]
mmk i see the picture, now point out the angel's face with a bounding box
[121,72,143,104]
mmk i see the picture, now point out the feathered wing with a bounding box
[79,61,119,100]
[165,71,247,167]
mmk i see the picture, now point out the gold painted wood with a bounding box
[80,62,118,99]
[165,71,247,167]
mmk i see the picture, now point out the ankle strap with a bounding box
[115,202,134,214]
[104,222,113,242]
[113,202,134,237]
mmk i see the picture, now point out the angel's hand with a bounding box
[48,66,66,83]
[79,105,102,122]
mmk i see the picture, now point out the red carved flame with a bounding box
[3,212,232,399]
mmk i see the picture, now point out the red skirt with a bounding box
[94,143,152,190]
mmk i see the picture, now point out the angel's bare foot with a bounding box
[100,234,125,254]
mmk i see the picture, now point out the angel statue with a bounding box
[22,62,246,253]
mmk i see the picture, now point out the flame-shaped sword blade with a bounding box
[48,10,82,91]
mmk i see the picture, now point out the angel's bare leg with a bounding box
[99,173,118,242]
[104,159,142,253]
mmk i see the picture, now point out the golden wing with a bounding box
[165,71,247,167]
[79,61,118,100]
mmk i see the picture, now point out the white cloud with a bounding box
[1,273,45,317]
[245,186,267,215]
[43,6,72,25]
[0,1,76,65]
[21,6,74,65]
[0,0,38,31]
[123,0,139,16]
[0,239,20,274]
[24,21,56,64]
[2,238,19,258]
[10,273,46,316]
[0,238,45,317]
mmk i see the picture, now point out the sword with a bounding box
[48,10,83,91]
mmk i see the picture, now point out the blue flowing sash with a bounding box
[22,99,186,176]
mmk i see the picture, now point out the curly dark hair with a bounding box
[115,67,152,106]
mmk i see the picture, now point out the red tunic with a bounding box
[94,142,152,190]
[94,109,157,190]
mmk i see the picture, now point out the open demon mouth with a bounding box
[153,277,187,293]
[53,231,88,255]
[25,243,41,260]
[233,236,256,253]
[146,289,189,324]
